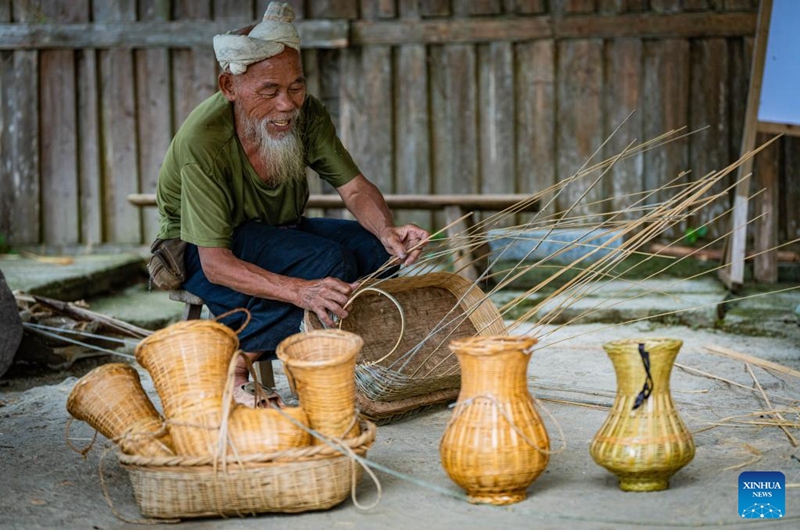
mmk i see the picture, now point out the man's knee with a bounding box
[288,240,358,282]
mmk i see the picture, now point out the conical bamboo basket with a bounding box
[590,338,695,492]
[66,363,174,456]
[277,330,362,444]
[440,335,550,505]
[134,319,240,455]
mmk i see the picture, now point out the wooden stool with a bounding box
[168,289,275,388]
[169,289,204,320]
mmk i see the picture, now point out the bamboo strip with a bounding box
[675,362,798,405]
[704,345,800,381]
[745,363,799,447]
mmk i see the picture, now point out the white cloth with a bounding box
[213,2,300,75]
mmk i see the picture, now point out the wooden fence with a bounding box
[1,0,797,252]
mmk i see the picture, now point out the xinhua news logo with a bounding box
[739,471,785,519]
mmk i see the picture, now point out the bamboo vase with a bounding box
[66,363,174,456]
[276,329,362,444]
[590,338,695,492]
[440,336,550,505]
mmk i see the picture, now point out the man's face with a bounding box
[231,48,306,138]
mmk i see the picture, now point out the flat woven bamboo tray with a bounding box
[304,272,506,424]
[116,420,376,519]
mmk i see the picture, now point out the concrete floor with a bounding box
[1,254,799,529]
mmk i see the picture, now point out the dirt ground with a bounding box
[1,319,799,530]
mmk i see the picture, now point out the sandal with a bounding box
[233,381,285,409]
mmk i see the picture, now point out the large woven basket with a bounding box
[116,420,376,519]
[304,272,506,423]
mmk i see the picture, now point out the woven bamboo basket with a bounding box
[277,329,362,443]
[303,272,506,424]
[135,317,310,456]
[117,420,376,519]
[66,363,174,457]
[440,336,550,505]
[135,319,240,455]
[590,338,695,492]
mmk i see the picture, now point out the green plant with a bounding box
[683,225,708,246]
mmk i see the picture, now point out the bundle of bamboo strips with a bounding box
[331,128,799,420]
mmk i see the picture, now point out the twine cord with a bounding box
[98,444,180,525]
[98,422,175,457]
[64,417,98,457]
[632,343,654,411]
[271,405,384,511]
[271,404,475,504]
[215,350,247,472]
[447,394,566,456]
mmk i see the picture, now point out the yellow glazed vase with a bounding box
[440,335,550,505]
[590,338,695,492]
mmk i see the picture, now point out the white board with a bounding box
[757,0,800,126]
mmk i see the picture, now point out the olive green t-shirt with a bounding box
[156,92,361,247]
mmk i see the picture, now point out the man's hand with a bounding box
[295,277,360,327]
[380,224,430,266]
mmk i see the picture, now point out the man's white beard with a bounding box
[240,109,306,186]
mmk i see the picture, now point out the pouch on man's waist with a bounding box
[148,238,188,290]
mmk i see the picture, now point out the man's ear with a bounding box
[219,72,236,102]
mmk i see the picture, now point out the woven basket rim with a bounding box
[447,335,538,356]
[602,338,683,354]
[276,329,363,368]
[134,319,240,361]
[116,419,376,468]
[302,271,506,338]
[66,362,138,413]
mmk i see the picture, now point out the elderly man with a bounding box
[155,2,429,406]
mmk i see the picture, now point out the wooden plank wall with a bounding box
[1,0,796,254]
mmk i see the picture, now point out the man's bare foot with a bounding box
[233,382,284,409]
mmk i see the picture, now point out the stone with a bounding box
[487,227,623,265]
[0,269,23,377]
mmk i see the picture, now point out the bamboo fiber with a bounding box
[277,330,362,443]
[303,272,506,423]
[135,319,240,455]
[590,338,695,492]
[440,336,550,505]
[66,363,174,456]
[117,420,376,519]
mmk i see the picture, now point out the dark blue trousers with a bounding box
[182,217,391,358]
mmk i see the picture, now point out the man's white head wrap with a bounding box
[213,2,300,75]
